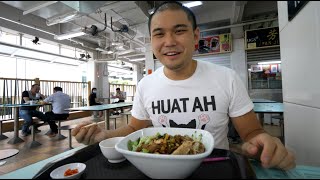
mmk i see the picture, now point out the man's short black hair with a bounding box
[32,84,39,88]
[92,88,97,92]
[54,87,62,92]
[148,1,198,35]
[116,88,120,91]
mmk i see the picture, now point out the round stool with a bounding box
[59,124,77,149]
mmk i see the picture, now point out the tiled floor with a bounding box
[0,115,282,176]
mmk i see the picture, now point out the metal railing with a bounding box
[0,77,89,120]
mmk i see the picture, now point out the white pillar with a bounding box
[86,60,96,87]
[95,62,110,99]
[144,43,154,75]
[230,26,248,89]
[133,63,144,85]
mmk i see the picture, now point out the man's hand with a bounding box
[241,133,296,170]
[71,121,107,145]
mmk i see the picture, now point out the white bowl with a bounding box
[115,128,214,179]
[50,162,86,179]
[99,137,126,163]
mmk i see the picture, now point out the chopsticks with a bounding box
[203,157,230,162]
[81,121,105,129]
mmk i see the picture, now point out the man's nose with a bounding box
[163,33,177,47]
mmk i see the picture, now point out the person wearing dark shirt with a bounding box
[19,84,51,137]
[89,88,103,117]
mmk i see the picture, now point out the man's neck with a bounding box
[164,60,197,80]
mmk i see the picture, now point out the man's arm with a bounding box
[40,94,53,105]
[22,91,30,102]
[231,110,295,170]
[72,116,152,145]
[230,110,265,142]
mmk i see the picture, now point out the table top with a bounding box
[67,102,133,111]
[0,149,19,160]
[251,99,278,103]
[31,144,256,179]
[0,103,48,108]
[253,102,284,113]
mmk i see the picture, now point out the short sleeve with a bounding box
[228,72,254,117]
[44,94,54,103]
[22,91,29,98]
[131,84,150,120]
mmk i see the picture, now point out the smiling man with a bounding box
[72,1,295,171]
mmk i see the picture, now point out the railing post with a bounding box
[87,81,91,107]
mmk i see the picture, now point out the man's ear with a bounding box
[194,27,200,44]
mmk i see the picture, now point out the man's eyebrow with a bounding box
[152,28,163,33]
[152,24,189,33]
[174,24,188,29]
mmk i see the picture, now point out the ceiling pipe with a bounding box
[0,16,97,51]
[86,15,144,47]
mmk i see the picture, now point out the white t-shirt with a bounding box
[131,60,254,150]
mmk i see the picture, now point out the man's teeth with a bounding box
[166,52,178,56]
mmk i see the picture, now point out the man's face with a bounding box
[31,85,40,94]
[150,9,199,71]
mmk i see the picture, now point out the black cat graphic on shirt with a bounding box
[160,119,207,130]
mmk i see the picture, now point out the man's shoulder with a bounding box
[22,90,29,95]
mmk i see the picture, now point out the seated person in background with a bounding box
[111,87,126,115]
[40,86,71,137]
[112,88,126,103]
[89,88,103,118]
[19,84,49,137]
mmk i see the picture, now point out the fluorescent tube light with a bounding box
[129,58,145,62]
[258,61,281,65]
[46,11,82,26]
[54,31,86,40]
[148,8,155,15]
[96,48,113,54]
[183,1,202,8]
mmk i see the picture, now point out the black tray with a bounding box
[33,144,256,179]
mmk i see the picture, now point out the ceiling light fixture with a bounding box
[54,30,86,40]
[96,47,113,54]
[183,1,203,8]
[148,8,155,15]
[129,58,145,62]
[46,11,82,26]
[258,61,281,65]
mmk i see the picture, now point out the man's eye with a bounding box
[153,33,164,37]
[176,29,186,34]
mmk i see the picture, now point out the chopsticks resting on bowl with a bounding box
[203,157,230,162]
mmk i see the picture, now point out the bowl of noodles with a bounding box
[115,127,214,179]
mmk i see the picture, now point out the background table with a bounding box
[0,103,50,144]
[251,99,278,103]
[67,102,133,130]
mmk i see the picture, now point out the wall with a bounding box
[278,1,320,165]
[230,26,247,88]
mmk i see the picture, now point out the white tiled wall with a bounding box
[284,103,320,166]
[278,1,320,165]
